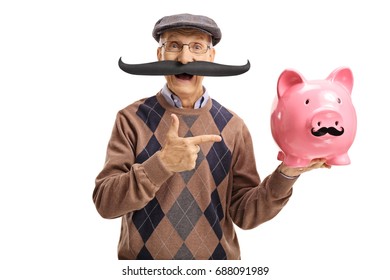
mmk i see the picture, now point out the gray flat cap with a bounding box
[152,13,222,46]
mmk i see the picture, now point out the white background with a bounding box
[1,0,389,279]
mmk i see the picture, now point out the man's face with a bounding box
[157,29,215,107]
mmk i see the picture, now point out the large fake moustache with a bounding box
[118,58,250,77]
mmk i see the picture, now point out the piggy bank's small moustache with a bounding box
[311,126,345,137]
[118,58,250,77]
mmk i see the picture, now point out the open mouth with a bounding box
[175,73,194,80]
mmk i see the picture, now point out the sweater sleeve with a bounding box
[93,111,173,219]
[229,123,297,229]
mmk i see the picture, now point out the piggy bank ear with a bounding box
[277,69,304,98]
[327,67,354,94]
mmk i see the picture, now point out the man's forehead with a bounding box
[162,29,211,41]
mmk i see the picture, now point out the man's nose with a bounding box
[177,45,194,64]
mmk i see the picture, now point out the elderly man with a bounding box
[93,13,329,260]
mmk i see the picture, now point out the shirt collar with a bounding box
[161,84,210,109]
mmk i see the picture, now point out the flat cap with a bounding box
[152,13,222,46]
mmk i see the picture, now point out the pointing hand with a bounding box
[160,114,222,172]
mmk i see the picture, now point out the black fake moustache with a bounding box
[118,58,250,77]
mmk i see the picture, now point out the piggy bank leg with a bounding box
[277,151,285,161]
[327,153,351,165]
[279,152,311,167]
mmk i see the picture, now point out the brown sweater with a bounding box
[93,92,296,260]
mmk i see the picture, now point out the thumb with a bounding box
[167,113,180,138]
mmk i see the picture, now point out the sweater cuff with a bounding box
[142,151,174,187]
[268,168,298,198]
[278,170,300,180]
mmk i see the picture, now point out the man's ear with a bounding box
[209,47,215,62]
[157,47,162,61]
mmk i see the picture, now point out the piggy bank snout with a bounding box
[311,110,344,134]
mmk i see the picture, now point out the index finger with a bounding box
[188,134,222,145]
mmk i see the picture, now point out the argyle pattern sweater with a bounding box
[93,92,297,260]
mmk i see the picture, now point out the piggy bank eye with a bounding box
[337,98,341,104]
[305,99,310,105]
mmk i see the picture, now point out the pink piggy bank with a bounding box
[270,67,357,167]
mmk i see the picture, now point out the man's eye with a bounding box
[193,43,203,50]
[170,42,180,49]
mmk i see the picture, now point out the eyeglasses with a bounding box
[161,41,211,54]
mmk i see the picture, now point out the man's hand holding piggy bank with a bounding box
[271,67,357,169]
